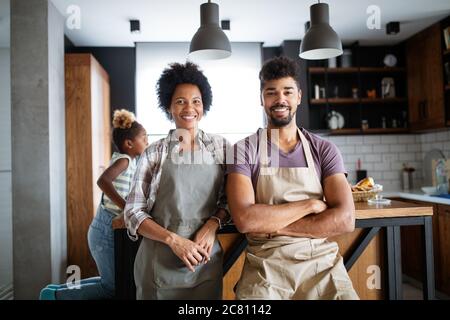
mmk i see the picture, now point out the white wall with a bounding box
[136,42,264,144]
[0,47,12,296]
[324,129,450,191]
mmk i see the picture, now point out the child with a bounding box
[40,109,148,300]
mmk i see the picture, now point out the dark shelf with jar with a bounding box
[307,43,409,135]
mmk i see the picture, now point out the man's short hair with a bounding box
[259,56,300,91]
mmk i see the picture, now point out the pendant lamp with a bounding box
[299,2,343,60]
[189,1,231,60]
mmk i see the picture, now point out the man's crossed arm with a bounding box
[226,173,355,238]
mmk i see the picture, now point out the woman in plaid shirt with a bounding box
[124,62,230,300]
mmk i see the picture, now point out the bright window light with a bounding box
[136,42,264,144]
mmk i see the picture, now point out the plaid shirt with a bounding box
[124,129,231,241]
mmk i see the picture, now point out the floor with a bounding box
[403,282,424,300]
[402,276,450,300]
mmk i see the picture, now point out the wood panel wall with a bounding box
[65,54,111,278]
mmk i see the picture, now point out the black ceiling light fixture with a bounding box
[386,22,400,35]
[189,0,231,60]
[299,1,343,60]
[130,20,140,34]
[221,20,230,31]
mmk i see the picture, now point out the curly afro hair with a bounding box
[259,56,300,91]
[156,62,212,120]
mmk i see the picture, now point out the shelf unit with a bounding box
[309,67,406,74]
[307,44,409,135]
[315,128,409,136]
[310,97,407,105]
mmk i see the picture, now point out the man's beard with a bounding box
[269,105,295,127]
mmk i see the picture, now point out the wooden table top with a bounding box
[112,200,434,230]
[355,199,433,219]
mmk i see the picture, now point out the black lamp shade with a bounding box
[299,3,343,60]
[189,2,231,60]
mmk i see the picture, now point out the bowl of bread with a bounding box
[351,177,383,202]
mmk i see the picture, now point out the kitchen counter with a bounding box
[383,189,450,205]
[113,200,435,300]
[220,200,435,300]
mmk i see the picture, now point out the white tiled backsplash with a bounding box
[323,129,450,191]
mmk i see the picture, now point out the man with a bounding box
[226,56,359,300]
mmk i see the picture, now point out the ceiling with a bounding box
[51,0,450,47]
[1,0,450,48]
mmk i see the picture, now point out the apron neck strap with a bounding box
[259,128,270,167]
[258,127,318,174]
[297,128,316,172]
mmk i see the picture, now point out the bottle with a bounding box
[391,118,398,128]
[356,158,367,182]
[402,163,415,191]
[314,84,320,99]
[341,49,352,67]
[435,159,448,195]
[381,117,387,128]
[402,111,408,128]
[361,120,369,130]
[328,57,337,68]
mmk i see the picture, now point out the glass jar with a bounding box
[361,120,369,130]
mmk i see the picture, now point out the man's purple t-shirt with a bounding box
[226,128,347,190]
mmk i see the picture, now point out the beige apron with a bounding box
[235,128,358,300]
[134,140,223,300]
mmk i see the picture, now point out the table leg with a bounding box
[422,216,435,300]
[393,225,402,300]
[223,235,247,276]
[114,229,140,300]
[386,226,402,300]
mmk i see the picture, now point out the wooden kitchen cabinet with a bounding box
[437,204,450,294]
[398,200,440,283]
[396,198,450,296]
[65,54,111,277]
[406,23,446,131]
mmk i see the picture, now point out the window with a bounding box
[136,42,264,144]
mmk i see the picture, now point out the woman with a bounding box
[124,62,230,300]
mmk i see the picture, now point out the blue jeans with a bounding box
[56,205,115,300]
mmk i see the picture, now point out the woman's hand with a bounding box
[193,219,219,259]
[166,233,210,272]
